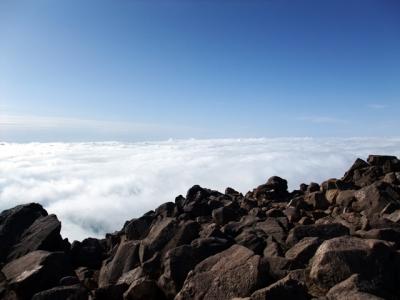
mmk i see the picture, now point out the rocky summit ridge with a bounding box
[2,155,400,300]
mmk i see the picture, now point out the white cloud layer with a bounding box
[1,138,400,241]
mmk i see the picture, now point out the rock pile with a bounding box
[1,154,400,299]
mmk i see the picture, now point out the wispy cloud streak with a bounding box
[367,104,387,109]
[297,116,347,124]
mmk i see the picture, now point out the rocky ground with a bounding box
[1,155,400,300]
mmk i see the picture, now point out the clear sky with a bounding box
[1,0,399,141]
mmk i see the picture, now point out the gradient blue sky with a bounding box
[1,0,399,141]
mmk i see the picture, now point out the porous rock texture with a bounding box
[2,154,400,299]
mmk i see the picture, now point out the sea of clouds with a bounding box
[1,137,400,241]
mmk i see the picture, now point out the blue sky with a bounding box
[1,0,399,141]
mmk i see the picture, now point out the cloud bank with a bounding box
[1,138,400,241]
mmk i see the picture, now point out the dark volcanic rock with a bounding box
[181,185,219,217]
[159,237,232,298]
[124,215,153,240]
[158,245,198,299]
[71,237,104,269]
[265,176,288,193]
[353,181,400,216]
[250,273,310,300]
[1,250,72,300]
[0,203,48,262]
[286,223,349,247]
[212,205,239,225]
[32,284,88,300]
[310,236,396,292]
[6,214,65,262]
[305,191,329,209]
[176,244,268,300]
[124,278,166,300]
[235,228,267,255]
[98,240,140,287]
[138,217,178,261]
[256,218,287,244]
[342,158,370,181]
[326,274,387,300]
[94,284,128,300]
[284,237,322,268]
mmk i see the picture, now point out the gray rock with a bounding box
[98,240,140,287]
[0,203,48,262]
[7,214,64,262]
[2,250,72,300]
[32,284,88,300]
[176,245,268,300]
[250,273,309,300]
[286,223,349,247]
[310,236,396,291]
[285,237,322,268]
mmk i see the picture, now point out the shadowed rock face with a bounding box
[2,154,400,300]
[175,244,268,300]
[0,203,48,261]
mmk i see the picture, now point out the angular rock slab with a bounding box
[250,273,309,300]
[286,223,349,247]
[6,214,64,262]
[31,284,88,300]
[285,237,322,268]
[0,203,47,262]
[326,274,387,300]
[98,240,140,287]
[1,250,72,300]
[310,236,396,291]
[175,244,268,300]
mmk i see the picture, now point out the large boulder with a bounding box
[284,237,322,268]
[256,218,287,245]
[155,202,178,218]
[0,203,48,262]
[158,245,198,299]
[353,182,400,216]
[6,214,64,261]
[161,220,200,255]
[138,218,177,262]
[265,176,288,193]
[124,215,153,240]
[251,177,289,202]
[305,191,329,209]
[159,238,232,298]
[343,158,370,181]
[212,206,240,225]
[175,244,268,300]
[31,284,88,300]
[326,274,387,300]
[310,236,396,292]
[250,273,309,300]
[71,237,104,269]
[98,240,140,287]
[139,219,199,263]
[335,189,357,207]
[286,223,349,247]
[367,155,400,173]
[235,228,267,255]
[94,284,128,300]
[1,250,72,300]
[181,185,218,217]
[123,278,166,300]
[355,228,400,248]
